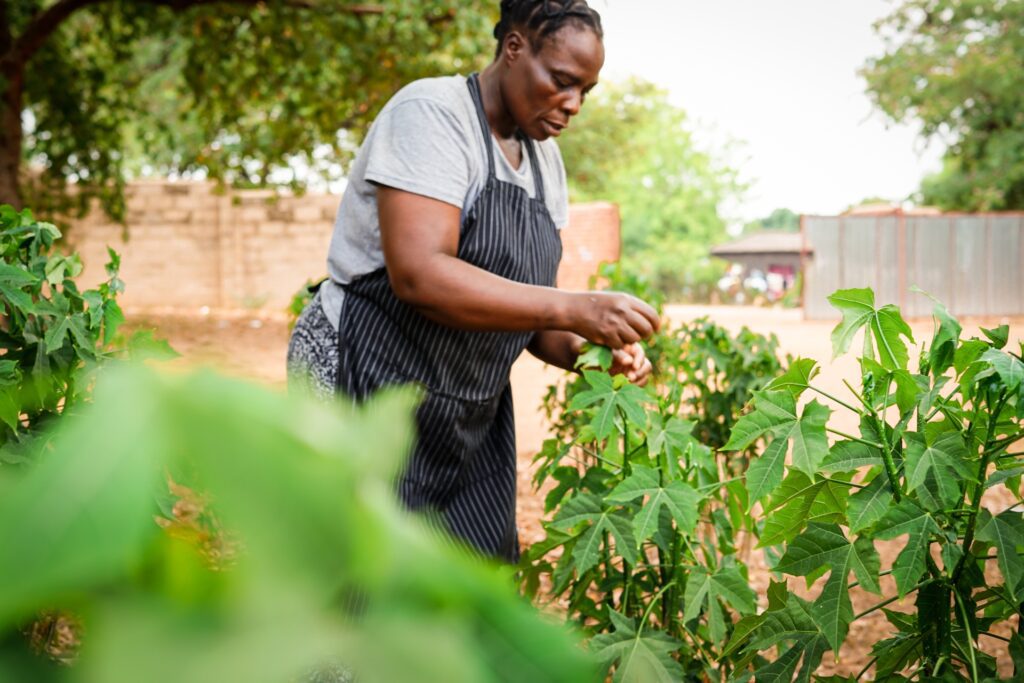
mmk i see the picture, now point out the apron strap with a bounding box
[520,132,546,204]
[467,74,496,180]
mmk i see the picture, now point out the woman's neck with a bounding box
[478,64,518,140]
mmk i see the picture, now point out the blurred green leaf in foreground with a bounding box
[0,367,593,683]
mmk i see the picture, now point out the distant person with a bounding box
[287,0,658,563]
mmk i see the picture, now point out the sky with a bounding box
[590,0,946,225]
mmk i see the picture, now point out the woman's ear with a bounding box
[501,29,527,65]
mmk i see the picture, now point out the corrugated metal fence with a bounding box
[803,213,1024,320]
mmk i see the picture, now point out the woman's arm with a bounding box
[377,186,659,348]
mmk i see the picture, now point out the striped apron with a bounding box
[336,73,562,562]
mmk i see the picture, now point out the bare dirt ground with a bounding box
[125,303,1024,679]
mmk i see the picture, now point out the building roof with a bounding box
[710,230,808,257]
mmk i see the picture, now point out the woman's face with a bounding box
[501,25,604,141]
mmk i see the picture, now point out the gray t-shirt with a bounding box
[319,75,570,329]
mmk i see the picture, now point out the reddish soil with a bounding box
[125,303,1024,679]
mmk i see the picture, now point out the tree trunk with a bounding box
[0,71,22,210]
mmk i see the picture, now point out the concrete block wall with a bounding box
[66,180,620,311]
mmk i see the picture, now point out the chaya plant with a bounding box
[522,348,758,682]
[723,287,1024,681]
[0,205,174,459]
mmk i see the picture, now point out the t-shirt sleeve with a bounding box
[362,98,473,209]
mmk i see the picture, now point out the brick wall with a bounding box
[66,180,620,311]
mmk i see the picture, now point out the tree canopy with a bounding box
[1,0,494,219]
[863,0,1024,211]
[559,78,743,300]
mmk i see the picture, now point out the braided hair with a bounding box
[493,0,603,59]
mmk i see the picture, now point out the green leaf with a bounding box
[828,288,914,370]
[929,306,960,374]
[903,432,974,508]
[591,611,684,683]
[43,317,70,353]
[575,343,613,371]
[683,565,757,634]
[977,512,1024,600]
[0,374,164,624]
[606,465,702,540]
[759,472,846,547]
[875,501,941,596]
[0,282,35,315]
[820,440,884,473]
[125,329,179,361]
[765,358,820,398]
[955,338,989,379]
[44,255,68,286]
[646,415,696,461]
[776,523,879,651]
[981,324,1009,350]
[729,391,830,505]
[569,371,650,440]
[744,436,788,511]
[0,388,19,431]
[982,348,1024,392]
[0,263,38,285]
[551,493,637,571]
[846,475,893,533]
[744,594,821,651]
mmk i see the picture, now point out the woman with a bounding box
[288,0,659,563]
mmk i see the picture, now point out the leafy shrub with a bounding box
[724,288,1024,681]
[0,205,126,455]
[524,267,786,680]
[0,367,595,683]
[0,205,174,461]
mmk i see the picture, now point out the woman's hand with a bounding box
[609,343,653,386]
[568,291,661,349]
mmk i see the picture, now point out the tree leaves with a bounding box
[827,288,914,370]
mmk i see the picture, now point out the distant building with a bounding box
[710,230,807,301]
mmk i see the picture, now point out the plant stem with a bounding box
[577,445,622,470]
[954,389,1010,584]
[842,378,876,413]
[639,580,676,634]
[809,384,862,414]
[849,569,893,590]
[826,427,885,450]
[875,376,905,502]
[854,593,903,620]
[823,477,866,489]
[855,653,880,680]
[979,631,1011,643]
[854,579,933,620]
[954,588,979,683]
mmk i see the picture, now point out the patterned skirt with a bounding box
[286,289,339,401]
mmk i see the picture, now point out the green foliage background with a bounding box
[10,0,495,219]
[863,0,1024,210]
[558,78,744,301]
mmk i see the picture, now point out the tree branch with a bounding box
[3,0,385,72]
[4,0,106,72]
[0,1,12,58]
